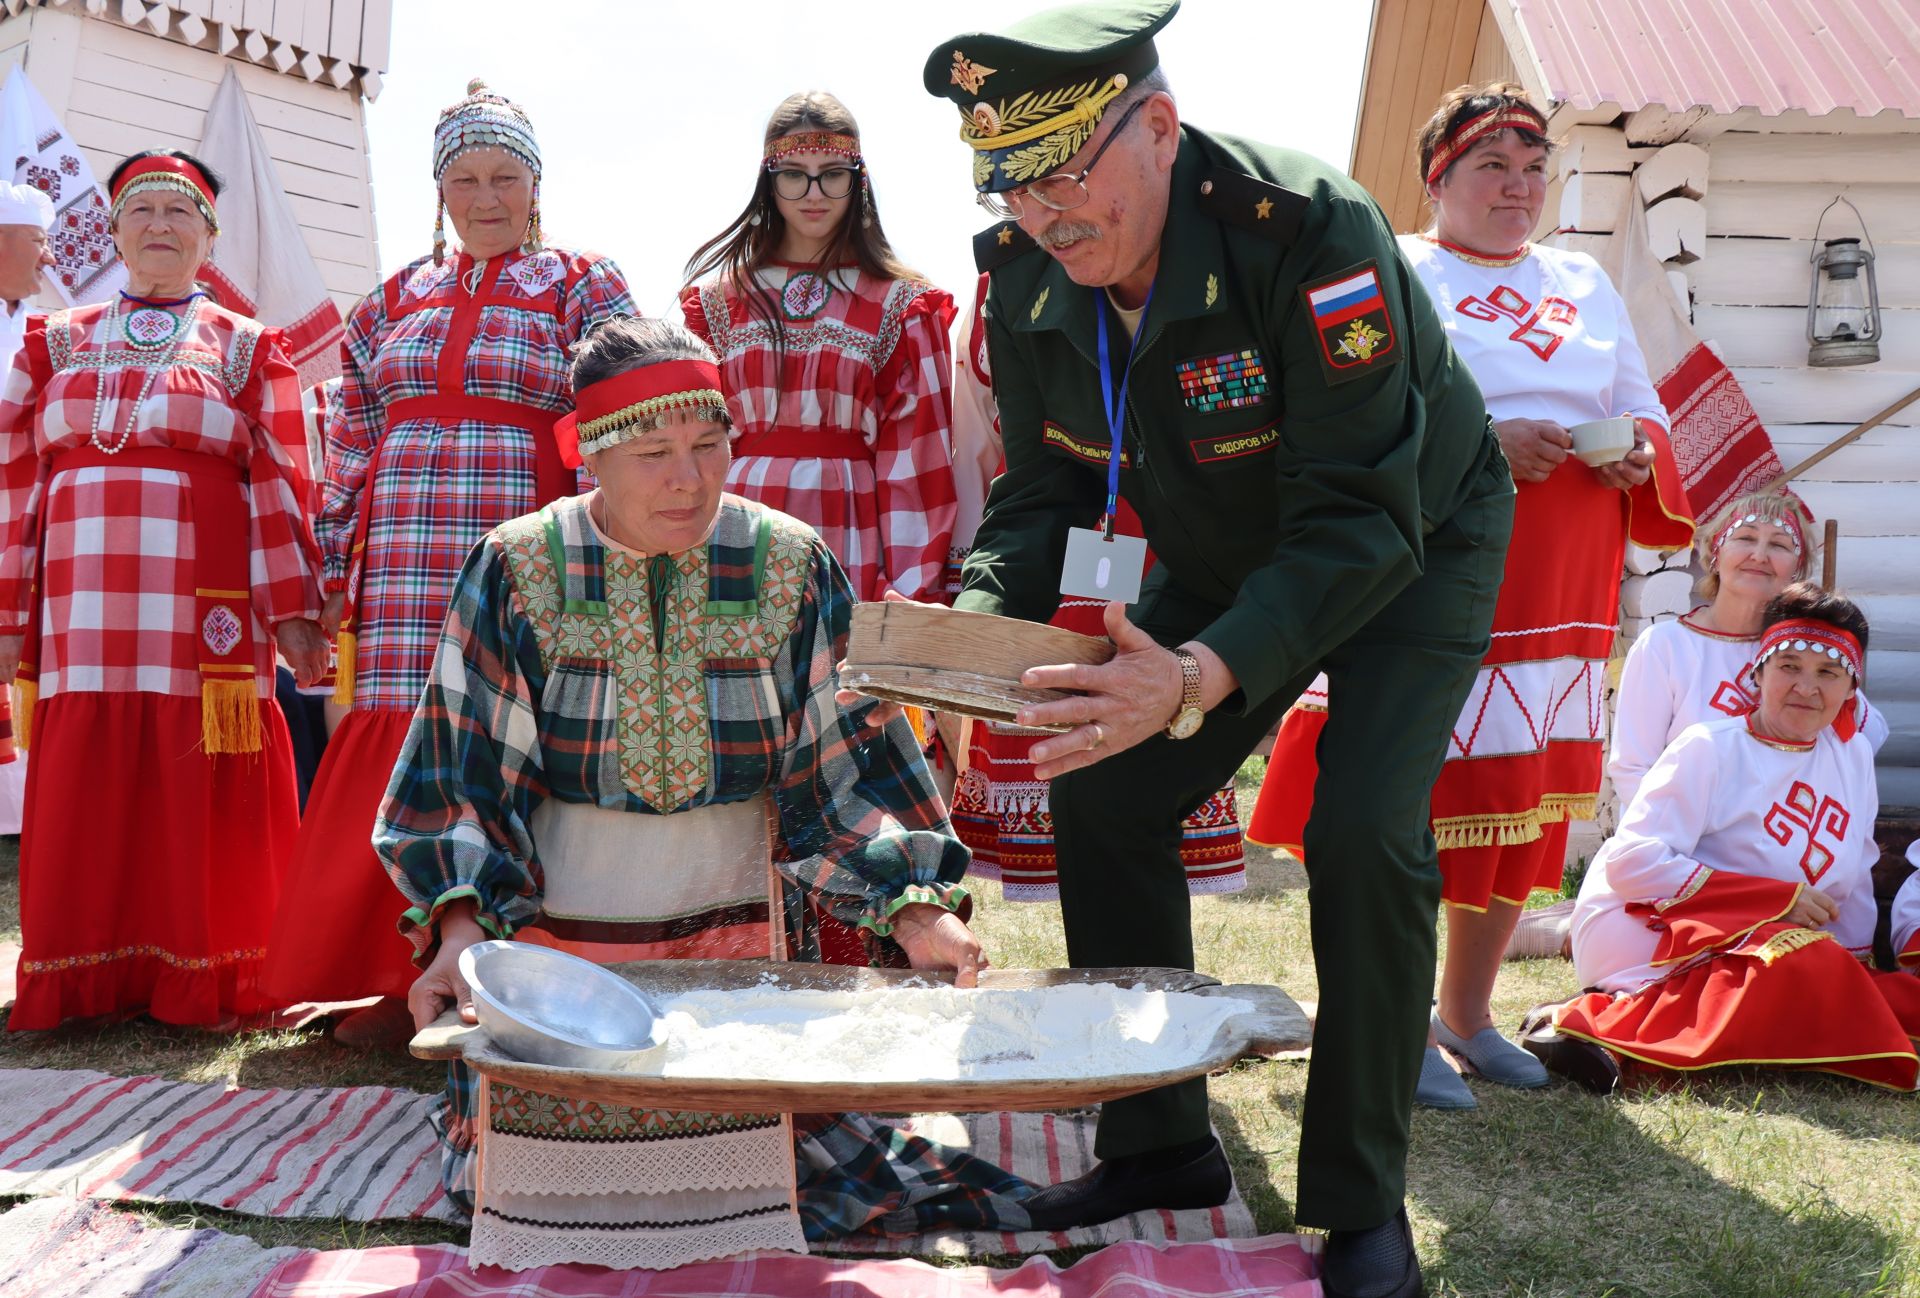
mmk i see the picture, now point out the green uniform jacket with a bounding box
[954,125,1503,712]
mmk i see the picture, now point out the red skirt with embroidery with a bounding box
[10,692,299,1030]
[1554,924,1920,1090]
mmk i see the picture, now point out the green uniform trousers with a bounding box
[1049,464,1513,1231]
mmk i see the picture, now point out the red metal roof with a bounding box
[1507,0,1920,118]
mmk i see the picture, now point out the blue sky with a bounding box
[363,1,1370,313]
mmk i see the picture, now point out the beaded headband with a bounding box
[110,156,219,235]
[555,359,729,464]
[1750,619,1864,684]
[1710,508,1805,565]
[1425,104,1549,184]
[434,79,541,180]
[765,132,862,165]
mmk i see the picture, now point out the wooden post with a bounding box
[1822,519,1839,590]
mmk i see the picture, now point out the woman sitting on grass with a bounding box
[1530,583,1920,1092]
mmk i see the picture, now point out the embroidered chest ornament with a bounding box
[1300,261,1401,384]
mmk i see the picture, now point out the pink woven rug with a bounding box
[252,1232,1322,1297]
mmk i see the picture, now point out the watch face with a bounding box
[1169,707,1205,740]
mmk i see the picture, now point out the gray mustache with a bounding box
[1037,221,1102,249]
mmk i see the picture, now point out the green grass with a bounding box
[3,768,1919,1293]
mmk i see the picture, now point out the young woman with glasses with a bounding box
[680,92,958,612]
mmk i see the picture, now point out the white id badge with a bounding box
[1060,527,1147,603]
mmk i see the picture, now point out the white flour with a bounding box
[648,982,1253,1083]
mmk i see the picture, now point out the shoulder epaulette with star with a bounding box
[974,222,1038,273]
[1197,167,1309,246]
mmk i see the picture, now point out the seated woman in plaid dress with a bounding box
[377,317,1032,1272]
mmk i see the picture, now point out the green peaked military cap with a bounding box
[921,0,1179,194]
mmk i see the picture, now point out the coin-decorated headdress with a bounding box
[922,0,1178,194]
[430,79,543,263]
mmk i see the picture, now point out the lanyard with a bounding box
[1094,286,1153,539]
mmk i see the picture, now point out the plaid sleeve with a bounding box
[0,318,52,636]
[560,252,638,343]
[240,328,324,626]
[375,534,551,961]
[771,538,970,935]
[871,287,960,603]
[317,286,389,591]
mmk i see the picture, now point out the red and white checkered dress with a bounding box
[265,246,635,1006]
[682,267,958,602]
[0,301,321,1029]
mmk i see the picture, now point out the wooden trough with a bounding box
[841,602,1114,734]
[413,960,1311,1114]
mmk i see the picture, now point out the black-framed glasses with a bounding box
[977,97,1149,222]
[769,166,859,201]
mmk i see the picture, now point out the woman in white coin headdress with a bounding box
[263,80,637,1035]
[0,150,327,1030]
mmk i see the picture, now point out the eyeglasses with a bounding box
[976,97,1148,222]
[768,166,859,201]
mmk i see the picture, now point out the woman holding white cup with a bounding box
[1248,81,1696,1108]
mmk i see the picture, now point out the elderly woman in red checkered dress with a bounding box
[260,81,636,1039]
[680,91,958,606]
[0,149,328,1031]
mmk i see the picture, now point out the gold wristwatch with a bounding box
[1166,647,1205,740]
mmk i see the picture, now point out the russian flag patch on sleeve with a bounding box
[1300,260,1400,384]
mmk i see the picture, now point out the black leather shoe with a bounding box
[1322,1206,1423,1298]
[1020,1136,1230,1231]
[1518,1003,1620,1095]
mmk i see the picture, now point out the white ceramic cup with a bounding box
[1568,416,1637,467]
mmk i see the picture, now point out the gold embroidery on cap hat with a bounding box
[952,51,998,95]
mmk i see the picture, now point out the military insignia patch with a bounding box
[1301,261,1401,385]
[1042,421,1130,468]
[1030,285,1050,324]
[1175,349,1268,413]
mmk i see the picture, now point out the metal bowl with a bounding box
[458,940,668,1071]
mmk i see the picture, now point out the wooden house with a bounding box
[1350,0,1920,809]
[1,0,389,318]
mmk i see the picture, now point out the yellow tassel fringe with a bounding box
[332,630,356,707]
[1753,925,1831,966]
[1432,793,1600,853]
[201,678,263,754]
[11,679,33,751]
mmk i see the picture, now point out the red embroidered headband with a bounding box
[764,131,862,165]
[1751,619,1864,683]
[110,156,220,234]
[555,359,728,464]
[1710,507,1805,565]
[1425,105,1549,184]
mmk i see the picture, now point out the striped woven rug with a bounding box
[0,1197,1322,1297]
[0,1069,1258,1256]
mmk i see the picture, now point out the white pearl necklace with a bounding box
[88,295,200,455]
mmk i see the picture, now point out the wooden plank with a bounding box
[1559,171,1629,232]
[316,252,376,296]
[1706,183,1920,242]
[212,0,243,23]
[1785,537,1920,596]
[78,47,353,141]
[293,221,370,266]
[1878,766,1920,808]
[1767,424,1920,483]
[20,2,83,118]
[241,0,271,33]
[63,106,199,157]
[301,0,330,57]
[1859,595,1920,651]
[285,188,369,236]
[356,0,387,71]
[256,118,365,177]
[267,0,302,43]
[1735,366,1920,426]
[327,0,359,66]
[78,10,225,80]
[1783,480,1920,538]
[1691,237,1920,310]
[1635,142,1708,201]
[64,77,209,141]
[1857,649,1920,698]
[1714,108,1920,135]
[273,154,369,205]
[1558,124,1640,176]
[1466,2,1517,85]
[1872,701,1920,764]
[1694,305,1920,371]
[231,53,354,118]
[1645,196,1706,262]
[1709,132,1920,185]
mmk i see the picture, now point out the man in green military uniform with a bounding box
[920,5,1514,1296]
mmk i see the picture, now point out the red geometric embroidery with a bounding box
[1709,675,1756,717]
[1455,287,1579,362]
[1761,780,1850,886]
